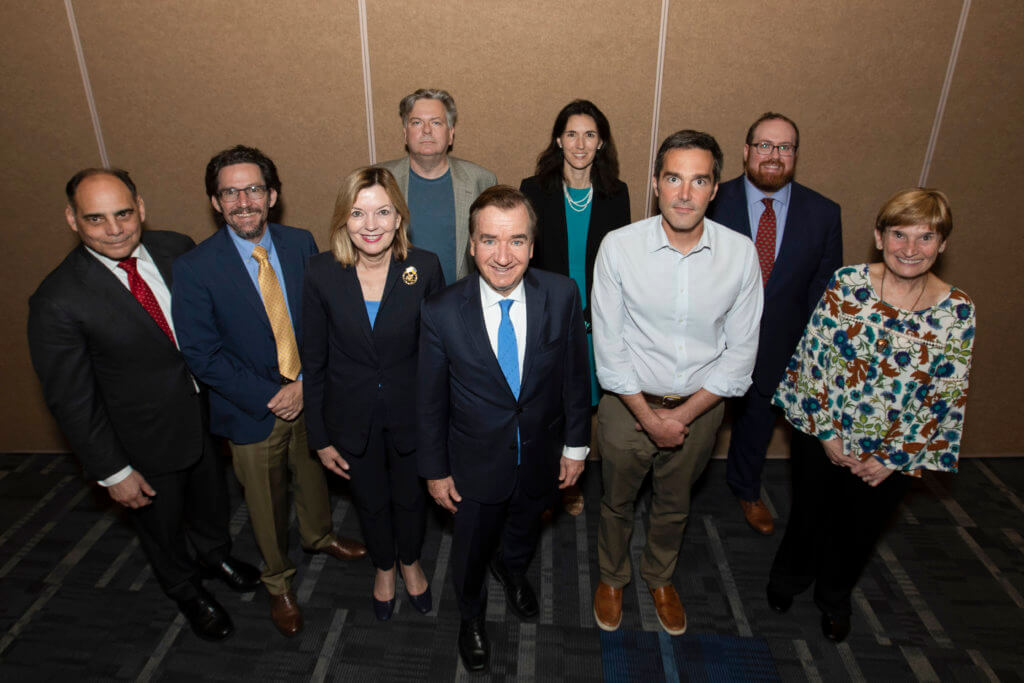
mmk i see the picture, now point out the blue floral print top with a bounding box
[773,265,975,474]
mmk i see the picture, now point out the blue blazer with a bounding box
[417,269,591,504]
[707,176,842,395]
[171,223,318,444]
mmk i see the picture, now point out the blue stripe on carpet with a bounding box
[601,630,780,682]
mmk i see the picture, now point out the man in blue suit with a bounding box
[417,186,590,673]
[707,113,842,535]
[172,146,365,637]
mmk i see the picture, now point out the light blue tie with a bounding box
[497,299,521,464]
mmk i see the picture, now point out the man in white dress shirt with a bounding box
[590,131,763,635]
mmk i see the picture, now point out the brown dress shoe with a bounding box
[648,584,686,635]
[562,485,585,516]
[739,498,775,535]
[317,536,367,561]
[269,591,303,637]
[593,582,622,631]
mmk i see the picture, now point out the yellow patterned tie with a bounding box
[251,246,301,380]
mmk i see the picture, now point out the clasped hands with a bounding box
[822,438,894,487]
[635,408,689,448]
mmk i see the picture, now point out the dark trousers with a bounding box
[343,409,426,570]
[130,433,231,601]
[768,431,911,617]
[726,386,780,501]
[450,472,552,619]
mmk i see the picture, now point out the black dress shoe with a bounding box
[177,588,234,641]
[406,585,432,614]
[821,612,851,642]
[458,617,489,672]
[373,595,396,621]
[766,585,793,614]
[200,557,261,592]
[490,557,538,619]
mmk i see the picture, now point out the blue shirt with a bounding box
[744,176,792,258]
[365,300,380,328]
[408,169,457,284]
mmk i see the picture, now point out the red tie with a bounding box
[117,257,176,345]
[755,198,776,286]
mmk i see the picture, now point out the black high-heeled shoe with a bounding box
[373,594,396,621]
[406,585,432,614]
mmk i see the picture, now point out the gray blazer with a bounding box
[376,156,496,279]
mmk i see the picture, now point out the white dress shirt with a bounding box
[591,215,763,398]
[478,277,589,460]
[86,243,184,487]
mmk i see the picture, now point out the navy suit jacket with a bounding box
[171,223,318,444]
[28,231,205,480]
[520,175,630,323]
[707,176,842,395]
[302,247,445,456]
[417,269,591,504]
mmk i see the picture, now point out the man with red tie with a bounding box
[28,169,260,641]
[707,113,843,536]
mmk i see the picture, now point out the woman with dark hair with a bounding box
[302,166,444,620]
[767,188,975,642]
[520,100,630,513]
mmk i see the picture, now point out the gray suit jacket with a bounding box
[376,156,496,279]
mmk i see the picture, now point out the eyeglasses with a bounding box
[217,185,268,202]
[751,141,797,157]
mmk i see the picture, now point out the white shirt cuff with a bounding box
[562,445,590,461]
[98,465,133,487]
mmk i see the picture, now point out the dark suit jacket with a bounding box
[171,223,318,444]
[417,269,591,504]
[28,231,204,480]
[707,176,842,395]
[302,247,445,456]
[520,176,630,322]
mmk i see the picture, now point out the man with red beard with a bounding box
[707,113,842,537]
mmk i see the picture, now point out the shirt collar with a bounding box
[85,241,148,270]
[646,215,714,256]
[743,174,792,208]
[226,223,275,260]
[479,276,526,308]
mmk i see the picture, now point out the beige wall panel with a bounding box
[1,1,105,451]
[658,0,961,257]
[73,1,368,248]
[926,2,1024,454]
[366,0,662,220]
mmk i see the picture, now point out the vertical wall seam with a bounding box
[357,0,377,164]
[64,0,108,167]
[919,0,972,186]
[644,0,671,217]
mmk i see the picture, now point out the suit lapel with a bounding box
[215,228,273,333]
[271,224,305,326]
[458,276,513,398]
[145,235,177,289]
[340,263,376,351]
[520,271,546,392]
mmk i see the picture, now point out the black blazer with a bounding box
[302,247,444,456]
[417,269,591,504]
[707,176,842,395]
[520,175,630,322]
[28,231,205,480]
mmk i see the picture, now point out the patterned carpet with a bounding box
[1,450,1022,681]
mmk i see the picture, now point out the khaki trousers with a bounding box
[230,415,334,594]
[596,394,724,588]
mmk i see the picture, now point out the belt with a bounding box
[641,392,690,409]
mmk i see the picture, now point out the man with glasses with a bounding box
[707,113,842,537]
[172,145,366,638]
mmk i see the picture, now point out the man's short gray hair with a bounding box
[399,88,458,128]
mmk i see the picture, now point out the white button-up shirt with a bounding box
[591,215,763,398]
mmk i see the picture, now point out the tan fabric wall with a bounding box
[3,1,1019,454]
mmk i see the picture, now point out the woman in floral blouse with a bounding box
[766,188,975,643]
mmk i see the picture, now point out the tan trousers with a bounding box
[230,415,334,594]
[596,394,724,588]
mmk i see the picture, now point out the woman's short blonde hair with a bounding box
[875,187,953,240]
[329,167,411,266]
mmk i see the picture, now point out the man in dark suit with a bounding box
[707,113,842,535]
[28,168,260,641]
[418,186,590,672]
[171,146,365,638]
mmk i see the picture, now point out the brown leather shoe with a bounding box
[739,498,775,535]
[269,591,303,637]
[593,582,622,631]
[317,536,367,561]
[562,485,585,516]
[648,584,686,635]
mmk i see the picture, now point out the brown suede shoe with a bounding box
[562,485,585,516]
[269,591,303,637]
[648,584,686,635]
[739,499,775,535]
[593,582,622,631]
[317,536,367,561]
